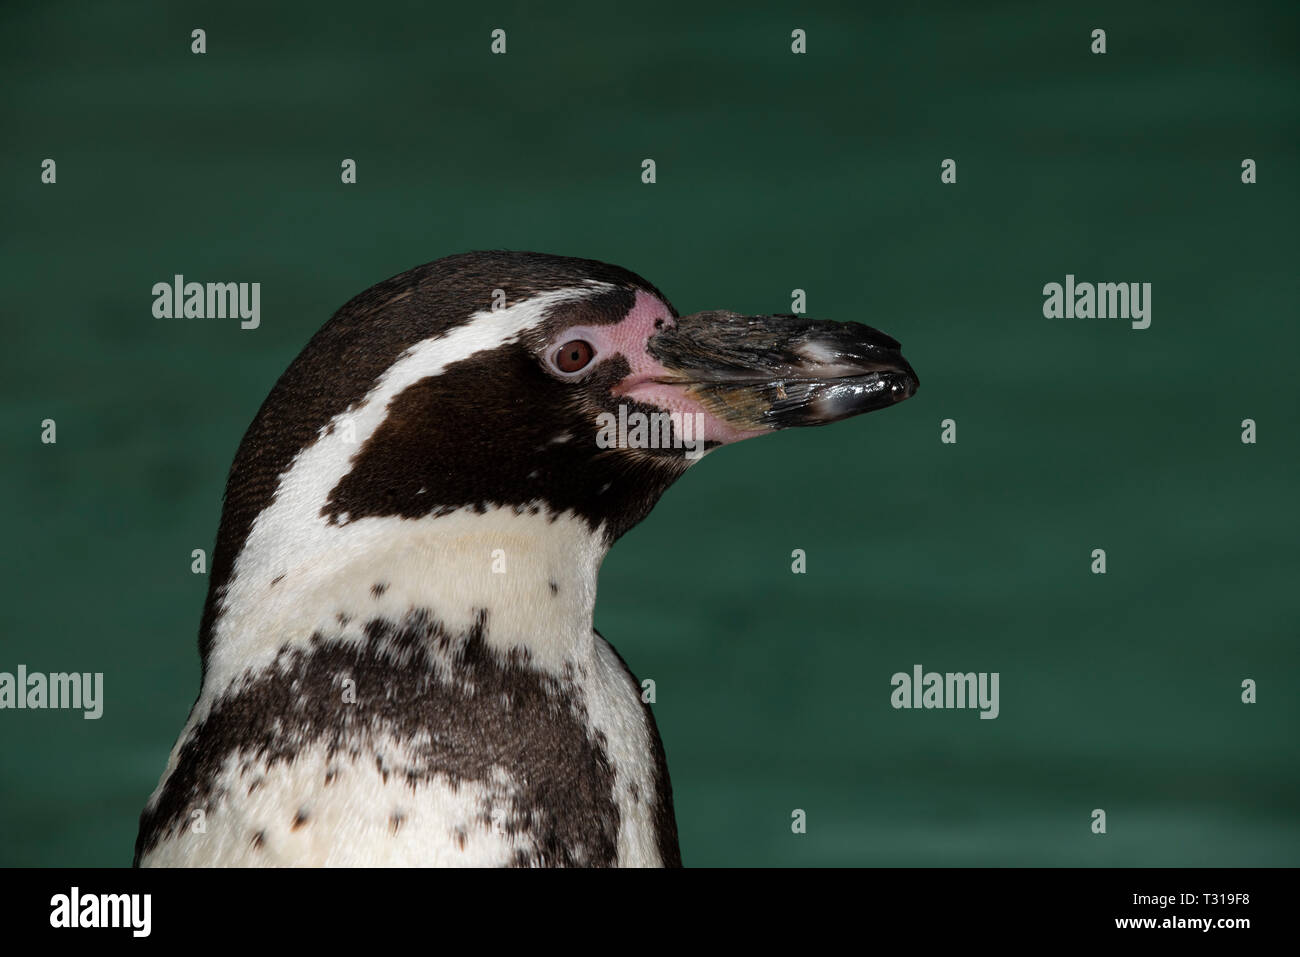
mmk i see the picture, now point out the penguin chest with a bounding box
[138,619,669,867]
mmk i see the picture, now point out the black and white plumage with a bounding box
[134,251,917,867]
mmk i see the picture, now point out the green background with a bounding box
[2,1,1297,866]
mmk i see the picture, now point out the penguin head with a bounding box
[312,252,917,543]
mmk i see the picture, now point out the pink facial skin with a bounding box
[544,289,769,452]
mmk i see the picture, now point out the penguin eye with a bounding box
[554,339,595,373]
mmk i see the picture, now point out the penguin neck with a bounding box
[200,505,610,705]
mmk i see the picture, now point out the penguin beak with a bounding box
[645,311,919,432]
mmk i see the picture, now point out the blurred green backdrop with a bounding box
[2,0,1297,866]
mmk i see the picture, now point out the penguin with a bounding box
[134,251,918,867]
